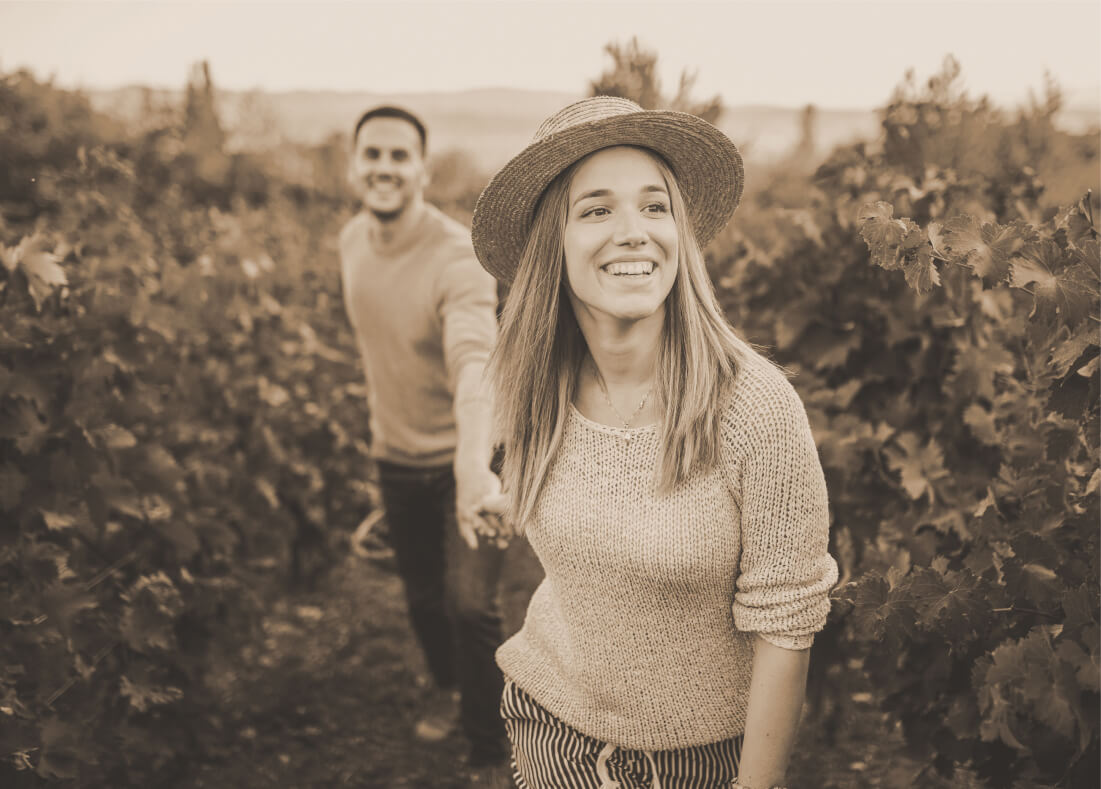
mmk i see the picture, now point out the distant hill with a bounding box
[86,85,1100,174]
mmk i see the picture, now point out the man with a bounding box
[339,105,507,769]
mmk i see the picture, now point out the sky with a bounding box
[1,0,1099,110]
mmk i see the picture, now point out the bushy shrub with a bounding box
[710,57,1099,787]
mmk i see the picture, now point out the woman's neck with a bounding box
[583,315,661,387]
[573,306,663,429]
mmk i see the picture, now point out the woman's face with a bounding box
[562,146,679,328]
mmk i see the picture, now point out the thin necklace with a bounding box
[590,358,651,430]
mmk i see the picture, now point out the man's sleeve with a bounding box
[437,246,498,394]
[337,217,360,331]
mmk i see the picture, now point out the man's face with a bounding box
[350,117,427,222]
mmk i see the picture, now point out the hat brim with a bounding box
[472,109,744,283]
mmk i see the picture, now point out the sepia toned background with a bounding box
[1,1,1098,787]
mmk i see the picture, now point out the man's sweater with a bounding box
[339,204,498,466]
[496,348,839,750]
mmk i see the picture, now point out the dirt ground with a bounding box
[179,540,974,789]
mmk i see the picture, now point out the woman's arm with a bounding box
[735,635,810,788]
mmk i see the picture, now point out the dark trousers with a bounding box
[376,459,507,756]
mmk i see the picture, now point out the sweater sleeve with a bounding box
[436,244,498,394]
[338,215,364,333]
[728,370,838,650]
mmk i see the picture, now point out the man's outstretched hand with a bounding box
[455,465,511,549]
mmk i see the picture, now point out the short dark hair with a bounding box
[352,105,427,155]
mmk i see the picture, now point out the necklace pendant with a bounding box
[589,357,651,432]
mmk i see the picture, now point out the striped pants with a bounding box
[501,678,744,788]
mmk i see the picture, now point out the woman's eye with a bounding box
[644,202,669,214]
[581,206,610,218]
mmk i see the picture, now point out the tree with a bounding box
[589,37,722,123]
[183,60,224,154]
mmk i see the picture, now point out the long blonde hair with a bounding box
[489,146,752,528]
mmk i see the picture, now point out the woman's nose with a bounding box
[613,211,647,246]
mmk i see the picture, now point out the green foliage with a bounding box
[710,57,1099,787]
[0,69,371,785]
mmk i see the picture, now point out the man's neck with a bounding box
[365,197,427,251]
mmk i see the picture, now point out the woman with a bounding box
[470,97,838,789]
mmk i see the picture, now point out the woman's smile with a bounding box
[601,258,657,276]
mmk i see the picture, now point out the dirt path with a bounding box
[180,542,971,789]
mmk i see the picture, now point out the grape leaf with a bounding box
[978,628,1085,747]
[41,511,77,531]
[90,471,143,521]
[119,675,183,712]
[884,432,948,502]
[907,565,994,639]
[92,424,138,450]
[1072,238,1100,278]
[900,225,940,293]
[119,573,184,653]
[1001,556,1062,611]
[1056,640,1100,693]
[773,309,814,350]
[0,371,52,415]
[815,414,885,471]
[799,325,862,370]
[804,378,863,410]
[927,221,950,260]
[976,654,1028,750]
[848,573,889,639]
[1049,325,1098,379]
[1055,194,1097,250]
[859,201,916,270]
[16,236,68,312]
[155,520,199,561]
[40,583,97,638]
[22,541,75,585]
[0,396,44,442]
[948,342,1015,401]
[942,216,1029,282]
[1010,241,1099,326]
[845,572,917,647]
[963,403,999,445]
[141,494,172,522]
[1010,531,1060,570]
[1042,419,1079,462]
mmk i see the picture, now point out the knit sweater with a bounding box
[339,205,498,466]
[495,348,839,751]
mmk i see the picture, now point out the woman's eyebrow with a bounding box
[572,184,668,207]
[572,188,610,207]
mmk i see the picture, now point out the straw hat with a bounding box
[471,96,744,283]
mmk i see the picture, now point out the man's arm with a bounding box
[438,246,505,549]
[452,360,506,549]
[734,636,810,788]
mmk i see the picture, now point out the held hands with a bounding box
[454,462,512,550]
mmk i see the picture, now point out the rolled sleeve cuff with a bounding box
[732,553,838,645]
[757,631,815,651]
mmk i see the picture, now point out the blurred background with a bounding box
[1,2,1098,787]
